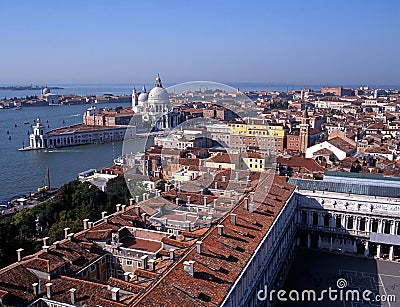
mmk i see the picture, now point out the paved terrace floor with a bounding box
[277,248,400,307]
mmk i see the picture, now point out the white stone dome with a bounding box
[148,87,169,102]
[138,92,148,103]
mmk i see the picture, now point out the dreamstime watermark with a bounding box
[257,278,396,303]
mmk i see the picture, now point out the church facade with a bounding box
[132,74,179,130]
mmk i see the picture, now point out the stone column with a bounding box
[365,218,370,233]
[353,241,357,254]
[389,246,394,261]
[364,242,369,257]
[390,221,395,235]
[329,236,333,251]
[318,213,323,227]
[318,236,322,249]
[378,219,383,233]
[376,244,381,258]
[342,215,347,229]
[307,234,311,248]
[394,221,399,236]
[355,217,360,234]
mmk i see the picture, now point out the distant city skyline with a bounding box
[0,0,399,85]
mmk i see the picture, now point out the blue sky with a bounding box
[0,0,399,85]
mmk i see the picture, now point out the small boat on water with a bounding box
[24,122,30,125]
[8,136,11,140]
[14,123,17,127]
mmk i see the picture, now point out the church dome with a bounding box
[148,86,169,102]
[138,92,148,103]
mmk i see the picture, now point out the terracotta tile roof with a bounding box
[131,176,295,306]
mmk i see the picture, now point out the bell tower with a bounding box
[299,108,310,154]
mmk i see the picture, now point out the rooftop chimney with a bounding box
[69,288,76,305]
[121,204,127,212]
[88,221,93,229]
[214,182,218,189]
[101,211,107,219]
[42,245,50,253]
[43,237,49,247]
[196,241,202,254]
[187,195,191,205]
[141,213,147,226]
[148,259,155,271]
[129,198,134,206]
[165,183,171,191]
[16,248,24,262]
[143,193,147,201]
[222,175,227,182]
[124,272,130,282]
[250,192,255,202]
[249,203,254,213]
[46,283,52,299]
[230,213,237,225]
[116,204,121,212]
[203,196,207,206]
[53,241,60,249]
[67,233,74,241]
[244,197,249,210]
[83,218,89,230]
[175,197,179,205]
[111,287,120,302]
[64,228,70,239]
[135,195,140,203]
[134,205,140,216]
[217,225,224,236]
[183,260,195,277]
[169,248,175,260]
[33,282,39,297]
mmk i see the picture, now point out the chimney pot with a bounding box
[183,260,195,277]
[148,259,155,271]
[217,225,224,236]
[88,221,93,229]
[135,195,140,203]
[169,248,175,260]
[175,197,179,205]
[187,195,191,205]
[141,213,147,225]
[42,245,50,253]
[121,204,127,212]
[83,218,89,230]
[129,198,134,206]
[134,205,140,216]
[101,211,107,219]
[53,241,60,249]
[244,197,249,210]
[69,288,76,305]
[46,283,52,299]
[111,287,120,302]
[16,248,24,262]
[203,196,207,206]
[196,241,202,254]
[43,237,49,247]
[249,203,254,213]
[116,204,121,212]
[230,213,237,225]
[67,233,74,241]
[33,282,39,297]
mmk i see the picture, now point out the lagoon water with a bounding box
[0,101,145,200]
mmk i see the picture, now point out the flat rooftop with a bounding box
[120,237,162,253]
[47,124,126,135]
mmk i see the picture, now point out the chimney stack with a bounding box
[169,248,175,260]
[230,213,237,225]
[134,205,141,216]
[187,195,191,205]
[70,288,76,305]
[67,233,74,241]
[64,228,70,239]
[217,225,224,236]
[46,283,52,299]
[183,260,195,277]
[175,197,179,205]
[222,175,226,182]
[33,282,39,297]
[196,241,202,254]
[165,183,170,191]
[16,248,24,262]
[124,272,130,282]
[129,198,134,206]
[83,218,89,230]
[101,211,107,219]
[148,259,155,271]
[116,204,121,212]
[43,237,49,247]
[121,204,127,212]
[143,193,147,201]
[135,195,140,203]
[141,213,147,226]
[214,181,218,189]
[249,203,254,213]
[111,287,120,302]
[250,192,255,202]
[88,221,93,229]
[244,197,249,210]
[42,245,50,253]
[53,241,60,249]
[203,196,207,206]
